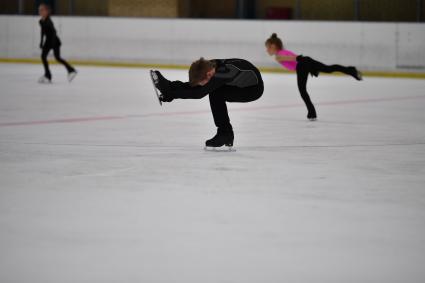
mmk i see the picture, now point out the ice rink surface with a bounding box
[1,63,425,283]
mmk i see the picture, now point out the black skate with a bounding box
[349,67,363,81]
[354,70,363,81]
[150,70,173,105]
[307,110,317,121]
[205,128,235,151]
[150,70,163,105]
[154,70,171,93]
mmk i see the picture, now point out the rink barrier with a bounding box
[1,57,425,80]
[1,16,425,72]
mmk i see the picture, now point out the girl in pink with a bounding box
[265,33,362,120]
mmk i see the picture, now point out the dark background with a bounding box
[1,0,424,22]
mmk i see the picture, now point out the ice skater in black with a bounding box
[38,3,76,83]
[265,33,362,120]
[151,58,264,149]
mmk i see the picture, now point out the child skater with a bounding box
[265,33,362,120]
[38,3,77,83]
[151,58,264,149]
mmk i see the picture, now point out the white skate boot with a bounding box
[68,70,77,82]
[38,75,51,84]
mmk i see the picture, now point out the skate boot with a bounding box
[155,71,174,102]
[68,70,77,82]
[38,75,51,84]
[150,70,174,104]
[307,111,317,121]
[348,67,363,81]
[152,70,171,93]
[205,127,234,151]
[159,93,174,103]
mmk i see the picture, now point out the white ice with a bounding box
[1,63,425,283]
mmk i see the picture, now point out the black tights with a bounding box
[209,84,263,131]
[296,57,357,118]
[41,45,74,79]
[169,81,264,131]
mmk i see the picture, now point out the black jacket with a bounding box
[170,58,263,99]
[39,17,61,48]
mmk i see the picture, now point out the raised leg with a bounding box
[313,60,360,79]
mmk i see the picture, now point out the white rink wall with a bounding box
[0,15,424,71]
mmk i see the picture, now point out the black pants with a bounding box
[296,56,356,117]
[169,81,264,131]
[41,45,74,79]
[209,84,263,130]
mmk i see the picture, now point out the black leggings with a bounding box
[209,84,264,130]
[41,45,74,79]
[296,56,356,117]
[169,81,264,131]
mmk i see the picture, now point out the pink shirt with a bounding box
[277,49,298,71]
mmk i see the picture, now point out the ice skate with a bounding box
[153,70,171,93]
[151,70,170,92]
[68,70,77,82]
[150,70,173,105]
[150,70,163,105]
[38,75,51,84]
[204,128,235,151]
[307,111,317,121]
[354,70,363,81]
[349,67,363,81]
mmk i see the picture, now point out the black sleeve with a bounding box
[46,17,54,29]
[45,18,58,43]
[39,21,44,47]
[168,77,229,99]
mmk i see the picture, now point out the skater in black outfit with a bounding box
[151,58,264,149]
[265,33,362,120]
[38,3,77,83]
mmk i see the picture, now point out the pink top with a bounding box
[277,49,298,71]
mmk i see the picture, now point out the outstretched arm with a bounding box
[168,77,228,99]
